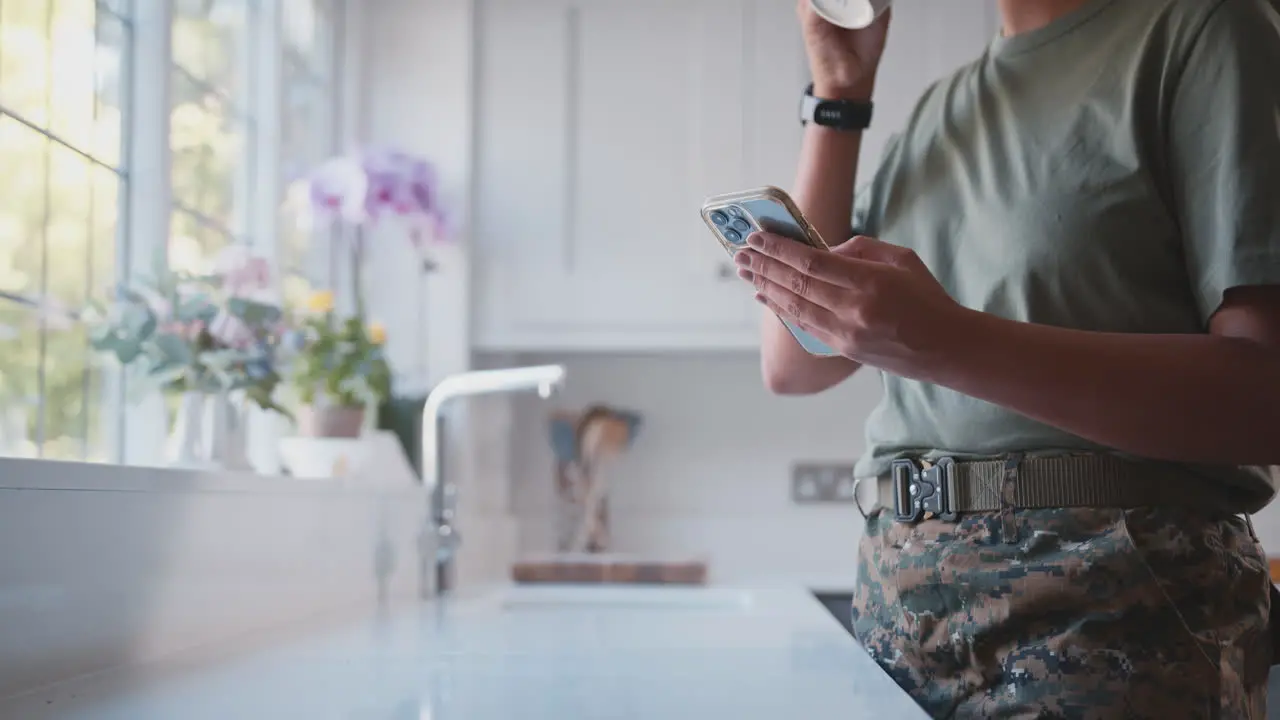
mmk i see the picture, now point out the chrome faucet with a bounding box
[419,365,566,597]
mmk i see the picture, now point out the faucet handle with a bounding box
[435,524,460,562]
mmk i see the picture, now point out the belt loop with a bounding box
[1245,513,1260,543]
[1001,452,1024,545]
[853,476,870,521]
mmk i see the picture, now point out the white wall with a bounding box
[361,0,474,389]
[500,352,884,588]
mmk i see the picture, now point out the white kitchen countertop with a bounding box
[0,585,926,720]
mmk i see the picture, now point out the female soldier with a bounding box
[735,0,1280,716]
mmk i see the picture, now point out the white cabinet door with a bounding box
[473,0,998,351]
[475,0,762,350]
[478,0,762,348]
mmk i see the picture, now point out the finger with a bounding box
[735,251,847,311]
[751,274,842,333]
[745,232,865,288]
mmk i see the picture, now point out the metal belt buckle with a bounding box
[891,457,958,523]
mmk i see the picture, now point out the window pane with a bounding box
[170,208,233,275]
[0,0,53,126]
[92,9,129,167]
[280,2,338,313]
[0,301,39,458]
[97,0,133,20]
[170,67,246,234]
[0,127,119,461]
[40,320,95,461]
[0,117,50,296]
[46,147,118,307]
[172,0,248,98]
[280,66,327,182]
[283,0,333,78]
[46,0,96,156]
[0,0,55,126]
[0,2,127,166]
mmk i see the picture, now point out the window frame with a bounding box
[0,0,353,467]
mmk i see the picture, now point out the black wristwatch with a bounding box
[800,83,874,131]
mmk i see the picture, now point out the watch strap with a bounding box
[801,83,873,131]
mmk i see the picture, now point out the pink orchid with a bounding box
[306,156,370,226]
[302,148,449,240]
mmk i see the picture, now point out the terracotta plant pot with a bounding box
[296,405,365,438]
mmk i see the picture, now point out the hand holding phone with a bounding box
[701,187,839,357]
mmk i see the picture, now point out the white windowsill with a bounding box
[0,457,421,495]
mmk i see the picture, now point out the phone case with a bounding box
[700,186,839,357]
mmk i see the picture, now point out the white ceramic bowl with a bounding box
[810,0,891,29]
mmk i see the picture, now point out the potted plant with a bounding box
[86,248,290,468]
[278,147,448,441]
[285,289,392,438]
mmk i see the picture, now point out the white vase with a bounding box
[166,391,252,471]
[166,392,206,468]
[202,391,252,472]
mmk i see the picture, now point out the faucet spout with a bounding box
[420,365,566,598]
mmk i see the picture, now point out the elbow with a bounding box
[761,361,818,396]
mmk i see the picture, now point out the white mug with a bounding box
[809,0,892,29]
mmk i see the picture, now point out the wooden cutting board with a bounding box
[512,555,708,585]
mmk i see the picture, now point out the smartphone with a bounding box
[700,186,839,357]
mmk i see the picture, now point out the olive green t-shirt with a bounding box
[851,0,1280,512]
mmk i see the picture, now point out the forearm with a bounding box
[759,125,865,393]
[931,308,1280,465]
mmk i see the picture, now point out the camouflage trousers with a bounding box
[852,506,1272,719]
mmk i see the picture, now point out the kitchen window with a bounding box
[279,0,340,310]
[0,0,132,461]
[0,0,349,466]
[168,0,255,271]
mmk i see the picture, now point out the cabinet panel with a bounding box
[571,1,747,273]
[473,0,570,261]
[476,0,758,347]
[743,0,808,192]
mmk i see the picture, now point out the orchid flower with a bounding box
[301,148,450,245]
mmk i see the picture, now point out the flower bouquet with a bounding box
[87,247,289,467]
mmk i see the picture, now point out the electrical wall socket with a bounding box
[791,463,858,505]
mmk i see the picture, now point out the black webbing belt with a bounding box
[877,453,1280,666]
[875,454,1229,523]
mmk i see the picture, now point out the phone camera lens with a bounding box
[710,211,729,226]
[724,228,743,244]
[731,218,751,233]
